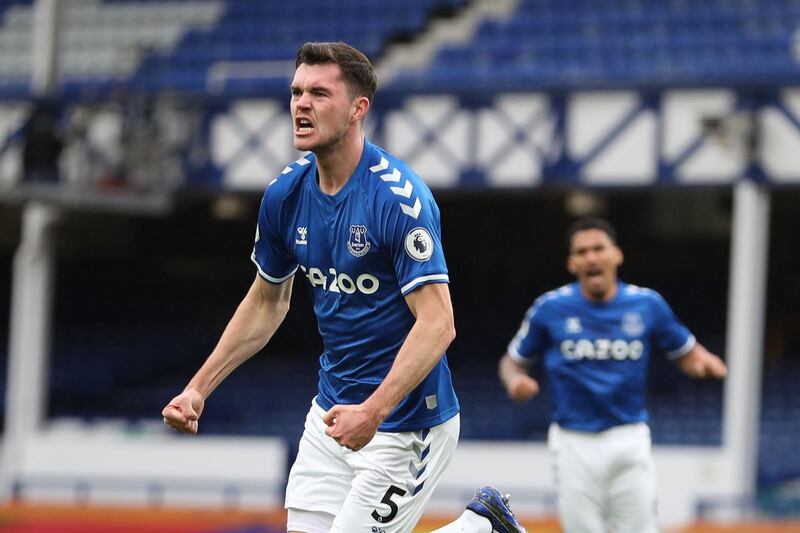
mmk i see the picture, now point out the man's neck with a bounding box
[316,132,365,196]
[581,280,619,303]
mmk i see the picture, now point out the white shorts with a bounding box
[286,398,460,533]
[548,422,658,533]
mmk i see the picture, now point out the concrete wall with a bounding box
[5,422,732,529]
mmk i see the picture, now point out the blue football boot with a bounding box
[466,486,527,533]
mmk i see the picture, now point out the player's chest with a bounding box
[289,196,383,273]
[547,306,650,362]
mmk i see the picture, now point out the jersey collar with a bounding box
[575,280,624,306]
[311,139,376,204]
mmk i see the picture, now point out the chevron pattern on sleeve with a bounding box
[370,156,421,219]
[281,156,311,175]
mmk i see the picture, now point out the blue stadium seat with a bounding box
[393,0,800,90]
[2,0,799,94]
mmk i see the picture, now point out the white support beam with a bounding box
[721,180,771,500]
[0,203,59,502]
[1,1,63,501]
[30,0,60,96]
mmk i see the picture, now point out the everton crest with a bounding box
[621,312,645,337]
[347,224,371,257]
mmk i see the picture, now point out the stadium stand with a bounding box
[131,0,468,94]
[0,1,33,97]
[0,0,469,97]
[393,0,800,90]
[9,0,800,96]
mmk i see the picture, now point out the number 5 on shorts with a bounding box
[371,485,407,523]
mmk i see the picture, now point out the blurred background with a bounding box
[0,0,799,531]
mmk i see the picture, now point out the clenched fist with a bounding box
[162,388,205,434]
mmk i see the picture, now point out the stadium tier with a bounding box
[0,0,799,96]
[0,0,468,97]
[394,0,800,90]
[0,1,798,190]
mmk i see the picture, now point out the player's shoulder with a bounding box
[619,282,665,304]
[262,153,316,203]
[367,143,427,187]
[363,143,434,209]
[532,284,577,311]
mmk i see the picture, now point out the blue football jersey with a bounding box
[508,282,695,432]
[251,139,459,432]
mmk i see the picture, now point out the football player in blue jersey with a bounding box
[498,216,727,533]
[162,42,526,533]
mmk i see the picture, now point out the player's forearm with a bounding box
[675,342,727,379]
[363,315,455,422]
[186,280,290,398]
[498,353,527,391]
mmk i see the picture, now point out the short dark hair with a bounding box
[567,217,619,251]
[295,42,377,102]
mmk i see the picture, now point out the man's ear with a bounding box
[567,255,576,275]
[352,96,369,123]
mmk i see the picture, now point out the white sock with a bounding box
[427,509,493,533]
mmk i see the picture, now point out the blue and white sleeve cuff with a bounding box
[667,334,697,359]
[508,343,533,366]
[400,273,449,295]
[251,253,298,284]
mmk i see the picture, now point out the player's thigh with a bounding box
[286,400,354,521]
[548,424,607,533]
[330,414,460,533]
[606,425,659,533]
[287,508,335,533]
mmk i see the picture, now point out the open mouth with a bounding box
[585,267,603,280]
[295,117,313,133]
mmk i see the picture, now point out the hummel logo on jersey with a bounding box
[561,339,644,361]
[347,225,371,257]
[296,226,308,245]
[565,317,582,333]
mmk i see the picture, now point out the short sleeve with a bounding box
[378,178,448,295]
[251,185,298,283]
[649,292,696,359]
[508,298,550,365]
